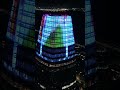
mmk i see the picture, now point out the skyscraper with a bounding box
[85,0,96,88]
[85,0,95,46]
[2,0,35,83]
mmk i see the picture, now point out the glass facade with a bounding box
[85,0,96,87]
[36,14,76,62]
[7,0,35,49]
[3,0,35,81]
[85,0,95,46]
[15,0,35,49]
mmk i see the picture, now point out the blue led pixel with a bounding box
[36,14,76,62]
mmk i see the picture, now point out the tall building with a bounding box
[2,0,35,85]
[85,0,96,88]
[35,7,81,89]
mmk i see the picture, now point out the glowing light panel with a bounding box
[36,14,76,62]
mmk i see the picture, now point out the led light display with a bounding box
[85,0,95,46]
[36,14,76,62]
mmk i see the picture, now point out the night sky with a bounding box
[91,0,107,41]
[92,0,119,47]
[36,0,84,8]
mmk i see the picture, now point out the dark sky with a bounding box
[0,0,13,39]
[36,0,84,8]
[92,0,119,46]
[0,0,12,10]
[91,0,107,41]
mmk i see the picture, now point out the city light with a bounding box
[36,14,76,62]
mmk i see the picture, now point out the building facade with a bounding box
[2,0,36,84]
[85,0,96,88]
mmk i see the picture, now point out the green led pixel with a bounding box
[45,25,64,48]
